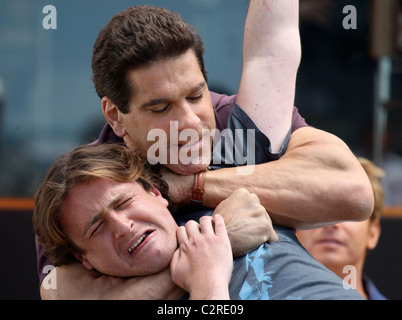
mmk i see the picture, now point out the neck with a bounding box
[147,267,186,300]
[332,262,368,300]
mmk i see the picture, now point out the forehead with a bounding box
[67,178,138,205]
[127,50,204,101]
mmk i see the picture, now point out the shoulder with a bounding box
[210,91,309,132]
[90,122,123,145]
[210,91,236,131]
[291,106,309,133]
[363,275,388,300]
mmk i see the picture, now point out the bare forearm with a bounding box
[203,127,374,229]
[40,263,184,300]
[238,0,301,152]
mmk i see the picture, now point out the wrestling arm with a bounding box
[40,263,184,300]
[203,127,374,229]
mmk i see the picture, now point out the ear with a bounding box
[149,187,169,207]
[367,219,381,250]
[72,252,94,271]
[102,96,127,138]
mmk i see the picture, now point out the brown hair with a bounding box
[92,5,207,114]
[357,157,385,221]
[33,143,169,266]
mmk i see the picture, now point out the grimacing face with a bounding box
[103,49,216,175]
[60,178,178,277]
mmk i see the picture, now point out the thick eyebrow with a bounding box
[83,194,126,237]
[188,81,206,95]
[140,98,169,109]
[139,81,206,109]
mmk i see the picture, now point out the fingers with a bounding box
[241,190,278,243]
[176,218,209,246]
[212,214,228,238]
[176,215,225,246]
[268,227,279,243]
[176,225,189,245]
[170,247,181,269]
[264,211,279,243]
[231,188,261,203]
[199,216,215,235]
[185,219,202,236]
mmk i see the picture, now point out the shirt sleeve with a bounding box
[210,103,291,170]
[35,235,54,285]
[210,91,309,133]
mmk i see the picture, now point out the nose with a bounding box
[322,223,340,234]
[109,212,134,239]
[175,101,201,132]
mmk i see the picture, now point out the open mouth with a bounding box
[128,232,151,254]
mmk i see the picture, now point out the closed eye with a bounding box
[91,220,104,237]
[116,197,133,210]
[187,93,203,102]
[150,104,170,114]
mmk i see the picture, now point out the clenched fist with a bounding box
[212,188,278,257]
